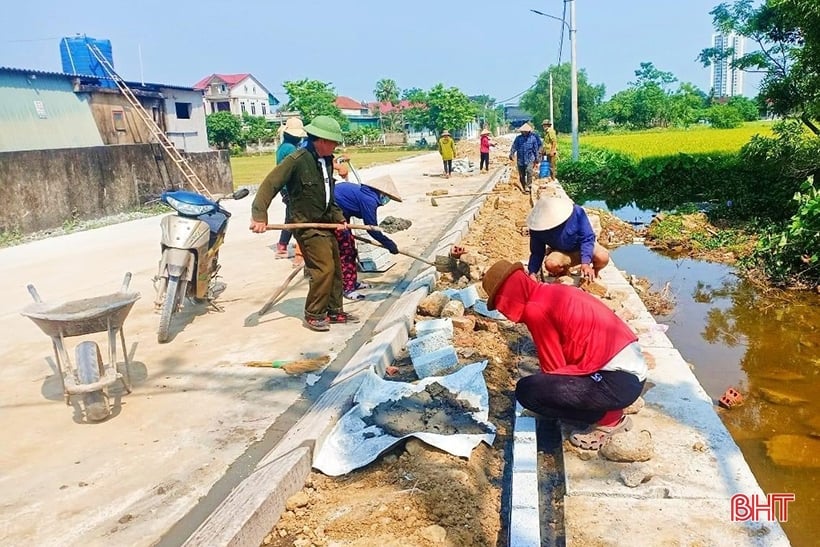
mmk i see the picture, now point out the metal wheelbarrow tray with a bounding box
[21,273,140,419]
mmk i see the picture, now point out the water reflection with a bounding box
[610,243,820,547]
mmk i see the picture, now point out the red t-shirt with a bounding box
[480,135,491,153]
[493,270,637,375]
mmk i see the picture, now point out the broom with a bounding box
[244,355,330,375]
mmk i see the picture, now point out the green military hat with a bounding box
[305,115,344,143]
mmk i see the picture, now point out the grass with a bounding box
[560,121,775,159]
[230,148,425,186]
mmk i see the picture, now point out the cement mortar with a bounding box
[363,382,492,437]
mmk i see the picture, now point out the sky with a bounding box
[0,0,762,104]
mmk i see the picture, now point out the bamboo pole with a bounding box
[265,223,383,232]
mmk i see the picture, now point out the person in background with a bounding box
[482,259,646,450]
[333,169,402,300]
[275,117,307,257]
[438,130,456,178]
[541,119,558,182]
[509,123,542,192]
[479,128,495,172]
[526,196,610,282]
[250,115,358,332]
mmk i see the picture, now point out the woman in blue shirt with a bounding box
[275,117,307,256]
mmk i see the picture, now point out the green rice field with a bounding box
[563,121,774,159]
[230,149,425,187]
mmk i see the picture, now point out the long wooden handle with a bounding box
[433,191,507,199]
[259,266,303,316]
[265,223,383,232]
[353,235,437,267]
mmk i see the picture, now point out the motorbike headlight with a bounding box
[165,195,215,216]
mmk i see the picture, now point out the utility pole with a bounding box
[569,0,579,160]
[549,71,554,126]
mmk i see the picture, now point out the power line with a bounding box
[557,0,568,64]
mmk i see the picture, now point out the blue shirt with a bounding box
[510,132,542,166]
[333,182,396,248]
[527,204,596,273]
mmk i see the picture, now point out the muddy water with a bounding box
[608,242,820,547]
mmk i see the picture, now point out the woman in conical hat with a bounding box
[333,174,402,300]
[479,128,494,172]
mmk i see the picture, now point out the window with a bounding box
[250,102,256,115]
[240,101,246,114]
[253,86,256,93]
[261,103,267,116]
[33,100,48,119]
[220,84,226,93]
[175,102,192,119]
[112,109,126,131]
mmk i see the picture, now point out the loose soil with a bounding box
[263,146,650,547]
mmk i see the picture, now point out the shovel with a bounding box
[430,191,508,206]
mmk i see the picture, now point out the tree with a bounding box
[727,95,761,121]
[401,87,425,103]
[424,84,477,135]
[520,63,605,133]
[699,0,820,134]
[282,79,348,129]
[241,114,275,145]
[374,78,400,105]
[471,94,500,133]
[206,112,242,149]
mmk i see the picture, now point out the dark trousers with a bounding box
[480,152,489,171]
[293,230,344,319]
[517,163,533,190]
[515,370,644,424]
[443,159,453,175]
[278,200,292,246]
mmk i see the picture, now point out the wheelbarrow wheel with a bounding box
[75,341,110,422]
[157,274,184,344]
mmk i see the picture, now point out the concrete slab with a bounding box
[0,152,503,545]
[373,287,428,334]
[564,496,790,547]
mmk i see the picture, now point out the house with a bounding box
[334,96,379,129]
[0,66,210,153]
[194,73,279,120]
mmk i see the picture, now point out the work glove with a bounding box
[385,240,400,255]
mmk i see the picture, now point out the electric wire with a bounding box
[557,0,568,65]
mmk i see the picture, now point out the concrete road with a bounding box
[0,151,499,546]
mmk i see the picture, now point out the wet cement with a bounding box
[379,216,413,234]
[363,382,493,437]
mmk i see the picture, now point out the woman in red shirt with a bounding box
[479,129,494,172]
[482,259,647,450]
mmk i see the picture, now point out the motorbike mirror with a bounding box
[232,188,250,200]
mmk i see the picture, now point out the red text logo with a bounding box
[731,493,795,522]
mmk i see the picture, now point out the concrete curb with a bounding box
[183,167,511,547]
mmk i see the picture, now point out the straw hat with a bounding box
[526,196,575,231]
[480,128,490,135]
[519,123,533,132]
[282,117,307,138]
[364,174,403,202]
[482,260,524,310]
[441,130,451,136]
[542,119,552,126]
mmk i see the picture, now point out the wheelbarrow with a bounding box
[21,273,140,422]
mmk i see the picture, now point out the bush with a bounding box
[706,104,744,129]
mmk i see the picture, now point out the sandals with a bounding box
[570,415,633,450]
[355,282,372,290]
[344,290,366,301]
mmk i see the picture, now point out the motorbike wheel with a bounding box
[157,274,186,344]
[75,341,110,422]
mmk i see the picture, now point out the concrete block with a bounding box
[411,346,459,379]
[406,267,437,293]
[406,332,451,360]
[332,324,408,386]
[509,499,540,547]
[415,318,453,338]
[374,287,428,334]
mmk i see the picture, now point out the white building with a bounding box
[710,33,745,97]
[193,73,279,120]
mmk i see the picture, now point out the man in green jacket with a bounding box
[250,116,359,332]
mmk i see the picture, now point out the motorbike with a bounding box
[154,188,249,343]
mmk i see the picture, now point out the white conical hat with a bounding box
[519,123,533,132]
[526,196,574,230]
[281,117,307,138]
[364,174,403,202]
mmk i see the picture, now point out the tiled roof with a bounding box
[193,73,250,90]
[1,66,197,91]
[335,96,366,110]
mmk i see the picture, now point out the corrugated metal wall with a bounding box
[0,71,104,152]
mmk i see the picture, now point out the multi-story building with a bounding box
[194,73,279,120]
[710,33,745,97]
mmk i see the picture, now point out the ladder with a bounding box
[86,43,212,198]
